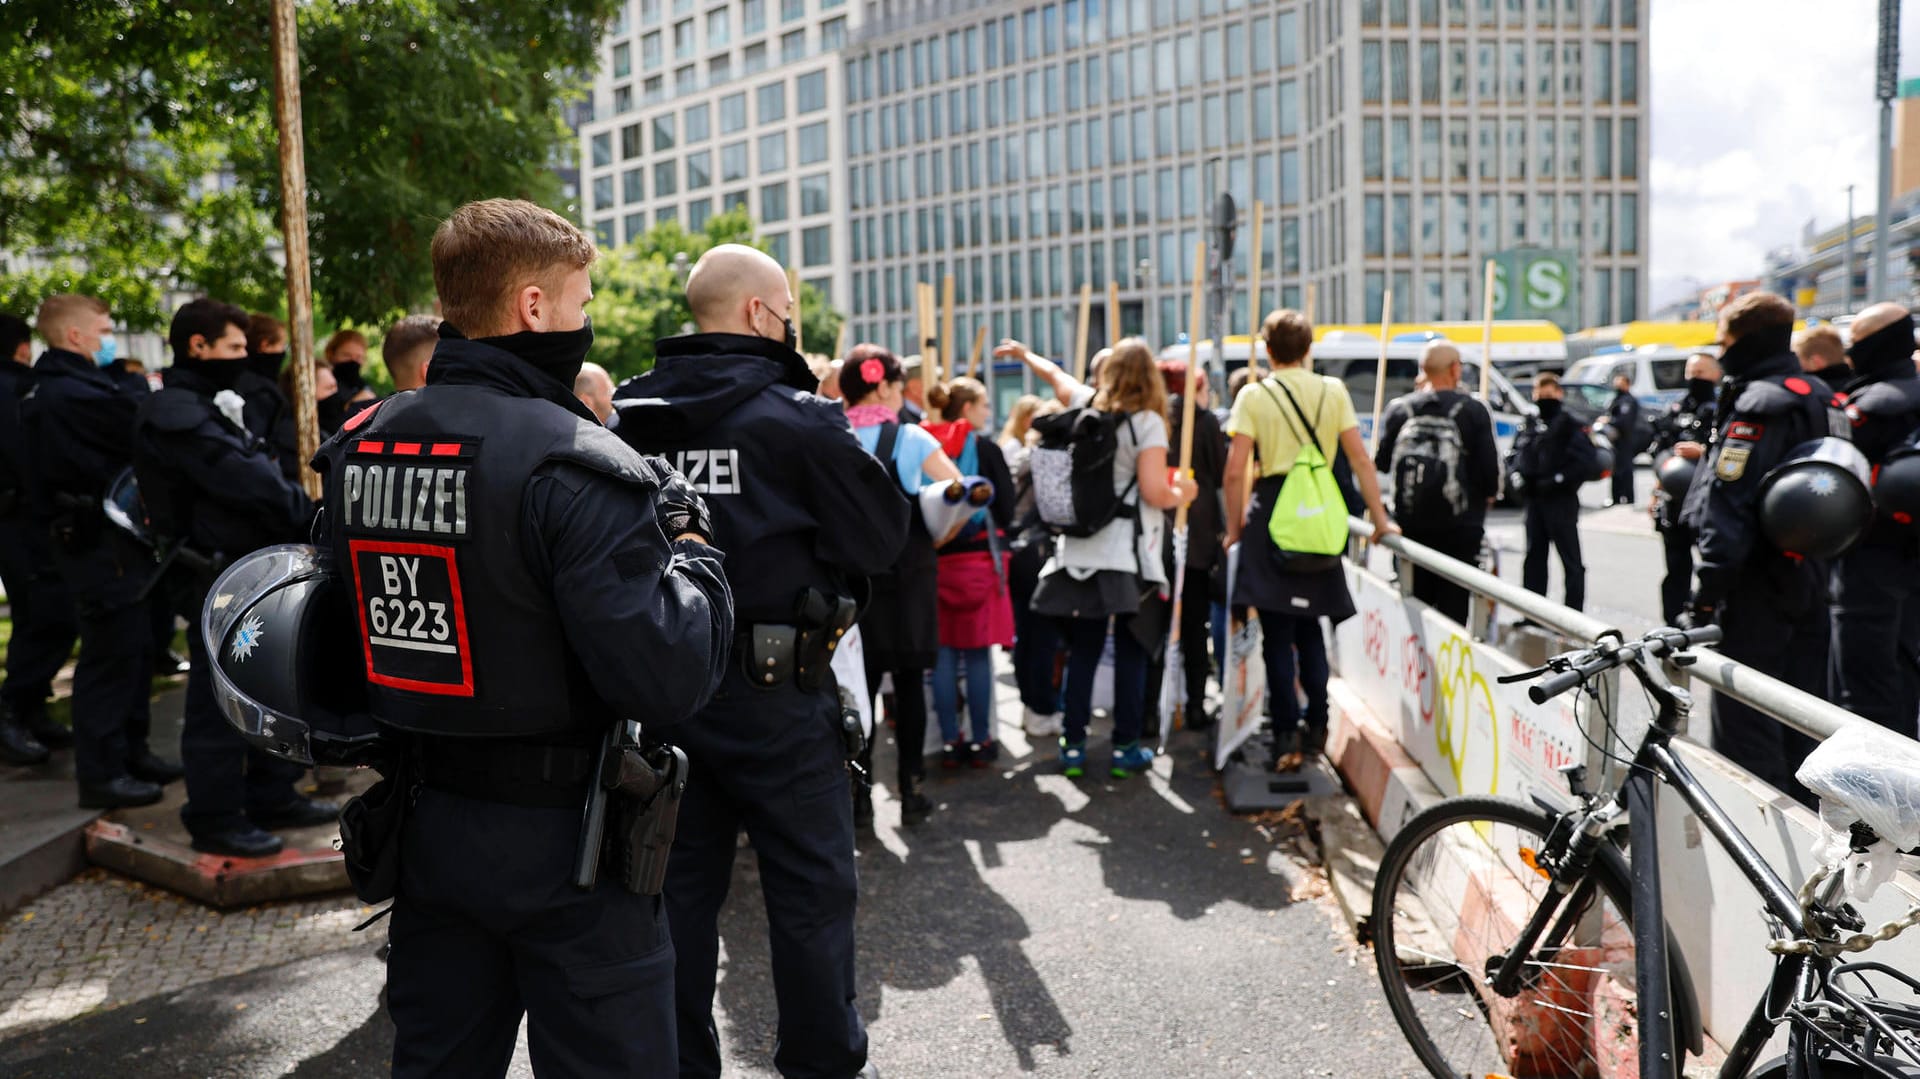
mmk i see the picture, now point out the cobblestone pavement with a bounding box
[0,869,371,1037]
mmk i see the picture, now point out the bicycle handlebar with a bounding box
[1526,625,1724,705]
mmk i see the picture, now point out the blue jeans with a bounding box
[1255,612,1330,737]
[1062,616,1148,748]
[933,645,996,743]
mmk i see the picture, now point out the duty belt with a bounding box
[418,740,594,808]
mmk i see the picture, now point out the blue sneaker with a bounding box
[1110,742,1155,779]
[1059,739,1087,778]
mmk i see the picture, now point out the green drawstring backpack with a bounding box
[1258,377,1348,568]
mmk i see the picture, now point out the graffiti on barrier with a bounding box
[1434,634,1499,796]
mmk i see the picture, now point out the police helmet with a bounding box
[102,467,154,549]
[1656,453,1699,499]
[1757,438,1874,560]
[1875,442,1920,526]
[203,545,382,767]
[1590,430,1615,479]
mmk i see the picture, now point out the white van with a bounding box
[1563,346,1691,418]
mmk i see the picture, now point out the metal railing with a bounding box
[1345,516,1883,748]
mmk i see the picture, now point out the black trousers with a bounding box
[0,520,77,720]
[1716,587,1827,804]
[1659,520,1694,628]
[389,786,677,1078]
[1143,559,1213,724]
[1403,523,1483,626]
[1522,490,1585,611]
[1611,453,1637,504]
[70,600,154,783]
[661,672,866,1079]
[1830,542,1920,738]
[178,589,304,834]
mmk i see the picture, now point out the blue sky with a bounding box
[1650,0,1920,308]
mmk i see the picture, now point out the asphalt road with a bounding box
[0,707,1424,1078]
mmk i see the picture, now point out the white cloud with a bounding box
[1649,0,1920,309]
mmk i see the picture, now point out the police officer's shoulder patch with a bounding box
[1727,421,1765,442]
[1716,445,1751,482]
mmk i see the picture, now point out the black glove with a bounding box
[1677,601,1717,631]
[657,471,715,545]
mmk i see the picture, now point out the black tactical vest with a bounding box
[312,385,662,739]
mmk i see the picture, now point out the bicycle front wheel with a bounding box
[1372,795,1641,1079]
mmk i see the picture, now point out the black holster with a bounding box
[338,753,414,904]
[602,743,687,896]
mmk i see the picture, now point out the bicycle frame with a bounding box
[1497,642,1838,1078]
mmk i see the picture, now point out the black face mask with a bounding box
[475,319,595,389]
[174,353,248,392]
[332,360,365,396]
[316,395,349,432]
[1535,397,1563,420]
[1846,315,1917,378]
[1688,378,1716,399]
[248,350,286,381]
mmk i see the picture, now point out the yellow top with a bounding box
[1226,366,1356,477]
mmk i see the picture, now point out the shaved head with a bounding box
[1420,341,1462,390]
[1852,302,1911,341]
[1685,352,1721,382]
[686,244,792,338]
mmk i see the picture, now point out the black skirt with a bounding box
[861,518,939,669]
[1231,474,1357,624]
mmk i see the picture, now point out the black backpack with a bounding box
[1027,406,1138,537]
[1388,395,1471,528]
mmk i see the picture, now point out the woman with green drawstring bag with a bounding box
[1223,309,1400,766]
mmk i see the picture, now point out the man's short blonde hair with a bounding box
[1793,325,1846,364]
[430,199,597,336]
[35,294,108,346]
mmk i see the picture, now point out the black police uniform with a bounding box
[20,349,165,796]
[1650,381,1718,626]
[614,332,909,1079]
[1829,316,1920,736]
[1512,400,1589,611]
[104,359,189,674]
[1373,389,1500,624]
[132,361,316,845]
[1604,387,1643,505]
[311,331,732,1079]
[0,357,76,759]
[1680,325,1848,795]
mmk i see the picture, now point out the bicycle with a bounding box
[1371,625,1920,1078]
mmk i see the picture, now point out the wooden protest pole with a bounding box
[1245,200,1264,371]
[940,274,956,388]
[916,281,938,385]
[1480,258,1496,402]
[1106,280,1120,348]
[1072,283,1093,382]
[269,0,320,500]
[1370,288,1394,454]
[834,320,849,360]
[1163,242,1209,730]
[966,324,989,379]
[787,267,802,352]
[1304,281,1317,324]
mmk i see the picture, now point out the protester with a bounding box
[1145,359,1226,731]
[282,358,344,435]
[818,356,845,400]
[572,360,615,423]
[1829,302,1920,736]
[380,313,440,393]
[1601,373,1642,506]
[1373,342,1499,625]
[1004,398,1066,737]
[841,344,961,819]
[22,294,179,807]
[1793,323,1852,387]
[245,313,287,384]
[321,329,376,405]
[1683,291,1845,796]
[1224,311,1397,764]
[1513,373,1592,611]
[1026,337,1194,779]
[898,354,927,423]
[611,243,903,1079]
[0,312,76,765]
[998,393,1042,454]
[924,376,1015,768]
[1649,352,1721,625]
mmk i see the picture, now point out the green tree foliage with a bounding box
[1,0,615,329]
[591,209,842,382]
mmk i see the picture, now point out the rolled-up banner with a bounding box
[920,476,994,538]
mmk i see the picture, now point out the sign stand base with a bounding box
[1221,733,1343,812]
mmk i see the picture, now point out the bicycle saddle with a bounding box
[1798,725,1920,854]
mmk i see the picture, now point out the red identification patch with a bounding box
[1848,405,1867,428]
[1728,421,1765,442]
[1784,377,1812,395]
[342,399,382,432]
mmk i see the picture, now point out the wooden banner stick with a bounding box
[1072,283,1093,382]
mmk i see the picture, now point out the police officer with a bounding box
[1682,291,1849,795]
[0,313,77,764]
[1602,373,1643,506]
[1793,323,1854,388]
[1512,372,1590,611]
[132,298,325,855]
[1829,302,1920,736]
[613,243,906,1079]
[1649,351,1721,626]
[22,294,179,807]
[240,312,301,485]
[312,199,731,1077]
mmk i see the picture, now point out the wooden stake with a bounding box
[1304,281,1317,325]
[1480,259,1496,402]
[270,0,320,500]
[834,320,848,360]
[787,268,802,352]
[941,274,956,388]
[1072,283,1093,382]
[917,281,938,385]
[1106,279,1120,348]
[1370,288,1393,454]
[966,323,989,379]
[1246,200,1264,371]
[1166,242,1208,714]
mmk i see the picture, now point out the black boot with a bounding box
[127,751,185,785]
[0,716,48,766]
[11,702,72,750]
[78,775,164,809]
[898,775,933,827]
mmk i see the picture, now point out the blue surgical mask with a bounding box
[93,334,117,368]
